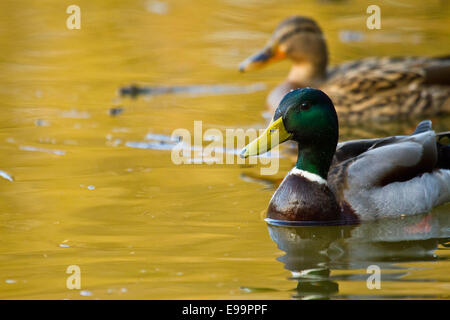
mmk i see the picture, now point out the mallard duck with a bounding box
[239,16,450,122]
[241,88,450,223]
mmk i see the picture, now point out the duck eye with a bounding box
[299,101,311,111]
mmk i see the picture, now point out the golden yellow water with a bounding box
[0,0,449,299]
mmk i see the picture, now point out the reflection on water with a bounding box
[267,209,450,299]
[0,0,449,299]
[119,83,266,98]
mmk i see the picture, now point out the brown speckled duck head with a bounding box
[239,16,329,84]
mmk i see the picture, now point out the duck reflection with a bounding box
[267,208,450,299]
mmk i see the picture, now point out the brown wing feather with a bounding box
[323,56,450,122]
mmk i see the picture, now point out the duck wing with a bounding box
[331,120,433,167]
[329,122,450,220]
[332,136,397,167]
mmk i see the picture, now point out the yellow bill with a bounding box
[240,117,292,158]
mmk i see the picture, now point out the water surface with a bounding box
[0,0,449,299]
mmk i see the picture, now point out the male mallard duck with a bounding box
[239,16,450,122]
[241,88,450,223]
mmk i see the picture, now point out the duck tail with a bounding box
[412,120,432,135]
[437,131,450,169]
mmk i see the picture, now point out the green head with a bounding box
[241,88,339,178]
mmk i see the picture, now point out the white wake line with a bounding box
[125,141,281,159]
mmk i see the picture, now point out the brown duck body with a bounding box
[267,168,358,223]
[268,56,450,122]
